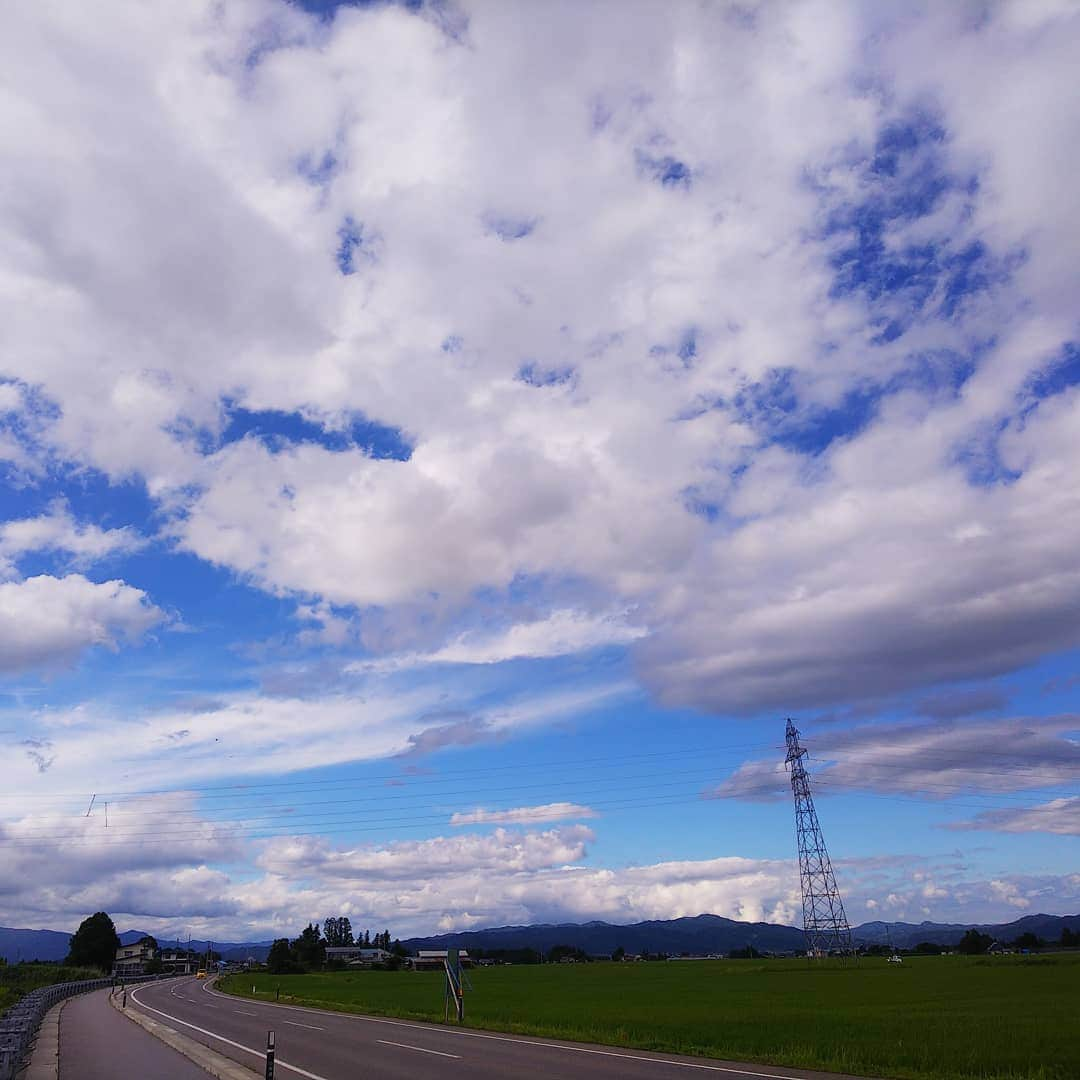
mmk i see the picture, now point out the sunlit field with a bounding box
[220,953,1080,1080]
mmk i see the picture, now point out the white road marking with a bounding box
[284,1021,326,1031]
[234,1010,258,1016]
[201,981,817,1078]
[378,1039,461,1059]
[128,985,331,1080]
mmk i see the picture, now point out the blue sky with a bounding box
[0,0,1077,940]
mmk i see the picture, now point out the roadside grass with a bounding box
[0,963,104,1017]
[218,954,1080,1080]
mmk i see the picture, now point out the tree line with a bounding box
[266,917,405,974]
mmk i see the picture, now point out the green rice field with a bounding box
[218,953,1080,1080]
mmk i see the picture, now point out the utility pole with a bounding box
[784,719,853,958]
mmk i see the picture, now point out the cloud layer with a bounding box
[1,1,1078,711]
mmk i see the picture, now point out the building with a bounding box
[325,946,393,967]
[160,949,197,976]
[409,950,471,971]
[113,939,157,978]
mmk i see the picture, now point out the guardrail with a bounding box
[0,973,168,1080]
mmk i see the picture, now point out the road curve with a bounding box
[128,976,872,1080]
[59,986,212,1080]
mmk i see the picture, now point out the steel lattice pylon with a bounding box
[784,719,854,957]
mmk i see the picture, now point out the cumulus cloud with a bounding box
[450,802,597,826]
[0,574,163,673]
[0,1,1077,714]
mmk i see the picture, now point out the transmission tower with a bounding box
[784,719,853,957]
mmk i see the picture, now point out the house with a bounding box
[409,950,471,971]
[113,939,157,977]
[160,949,197,976]
[325,946,393,967]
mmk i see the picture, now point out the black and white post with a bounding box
[264,1030,275,1080]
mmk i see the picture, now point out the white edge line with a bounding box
[128,984,330,1080]
[377,1039,460,1059]
[201,979,812,1079]
[284,1021,326,1031]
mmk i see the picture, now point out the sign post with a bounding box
[264,1030,275,1079]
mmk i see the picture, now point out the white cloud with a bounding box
[450,802,597,826]
[0,574,163,674]
[0,0,1065,710]
[950,796,1080,836]
[0,502,142,577]
[713,715,1080,801]
[5,677,632,794]
[352,609,646,672]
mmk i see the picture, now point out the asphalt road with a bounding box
[127,976,871,1080]
[59,986,211,1080]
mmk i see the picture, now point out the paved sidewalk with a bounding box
[58,989,212,1080]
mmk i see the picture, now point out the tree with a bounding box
[611,946,626,962]
[267,938,298,975]
[1060,926,1078,948]
[913,941,940,955]
[957,929,993,955]
[292,923,326,970]
[324,917,355,948]
[1012,932,1043,951]
[66,912,120,973]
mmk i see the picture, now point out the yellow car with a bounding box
[196,970,206,979]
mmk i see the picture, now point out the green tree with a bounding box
[266,938,297,975]
[611,945,626,962]
[65,913,120,973]
[292,923,326,970]
[957,929,993,955]
[1012,932,1043,951]
[1060,926,1078,947]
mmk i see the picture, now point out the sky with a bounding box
[1,0,1078,943]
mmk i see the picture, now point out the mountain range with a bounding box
[2,912,1076,964]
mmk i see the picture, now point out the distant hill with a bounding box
[401,911,1080,956]
[0,927,73,964]
[0,926,273,964]
[401,913,807,956]
[4,911,1076,964]
[853,912,1080,949]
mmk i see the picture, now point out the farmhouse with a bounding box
[325,946,393,967]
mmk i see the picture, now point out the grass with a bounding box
[0,963,105,1017]
[218,954,1080,1080]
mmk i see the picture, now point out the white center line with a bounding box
[378,1039,461,1059]
[284,1020,326,1031]
[234,1009,258,1016]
